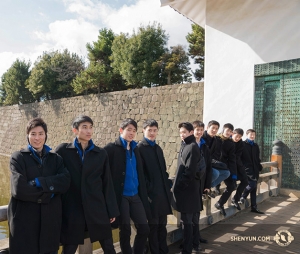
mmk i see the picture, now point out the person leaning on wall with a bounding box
[8,117,71,254]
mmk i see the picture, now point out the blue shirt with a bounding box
[120,136,139,196]
[73,137,95,162]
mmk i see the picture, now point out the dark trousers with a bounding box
[242,180,257,208]
[192,212,200,249]
[233,175,249,202]
[119,195,150,254]
[148,215,168,254]
[181,213,194,254]
[218,177,236,206]
[62,238,115,254]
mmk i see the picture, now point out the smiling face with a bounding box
[28,126,46,151]
[194,126,204,140]
[120,124,137,142]
[73,121,93,143]
[247,131,256,141]
[207,124,219,137]
[143,125,158,141]
[232,133,243,142]
[223,128,233,138]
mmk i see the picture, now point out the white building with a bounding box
[161,0,300,131]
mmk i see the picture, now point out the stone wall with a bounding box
[0,82,203,175]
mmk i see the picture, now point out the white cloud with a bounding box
[62,0,193,47]
[0,0,196,79]
[33,18,99,58]
[0,51,40,78]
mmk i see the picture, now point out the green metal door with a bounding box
[254,59,300,190]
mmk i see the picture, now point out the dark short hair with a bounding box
[223,123,234,131]
[26,118,47,135]
[143,119,158,129]
[72,115,93,129]
[178,122,194,132]
[207,120,220,128]
[120,118,137,130]
[246,129,256,135]
[192,120,205,129]
[233,128,244,136]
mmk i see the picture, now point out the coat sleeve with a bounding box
[257,145,263,172]
[102,151,120,218]
[36,154,71,194]
[227,142,237,175]
[103,143,114,167]
[176,145,199,190]
[10,152,52,203]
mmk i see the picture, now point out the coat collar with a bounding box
[115,136,138,149]
[66,142,102,153]
[140,137,156,147]
[183,135,196,144]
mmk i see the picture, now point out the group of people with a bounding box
[174,120,264,254]
[7,116,263,254]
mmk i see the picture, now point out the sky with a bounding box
[0,0,196,80]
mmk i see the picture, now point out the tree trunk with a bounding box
[167,72,171,85]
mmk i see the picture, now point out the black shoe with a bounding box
[231,200,241,210]
[239,197,245,204]
[207,190,215,199]
[251,207,264,214]
[199,236,208,244]
[215,202,226,216]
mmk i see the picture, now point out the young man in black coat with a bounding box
[202,120,230,197]
[55,115,119,254]
[213,123,237,216]
[192,120,212,248]
[8,118,70,254]
[231,128,248,210]
[104,118,151,254]
[138,119,172,254]
[240,129,264,214]
[172,122,201,254]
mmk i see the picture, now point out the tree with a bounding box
[186,24,205,81]
[72,28,125,94]
[26,49,84,100]
[0,59,34,105]
[153,45,192,85]
[111,23,168,88]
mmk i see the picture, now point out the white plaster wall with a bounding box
[203,0,300,133]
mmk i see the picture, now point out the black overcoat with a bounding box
[104,137,152,225]
[234,139,248,180]
[201,143,212,191]
[137,138,172,218]
[173,135,201,213]
[202,131,216,155]
[55,142,119,244]
[212,135,237,175]
[8,148,70,254]
[241,140,263,181]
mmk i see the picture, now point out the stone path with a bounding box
[168,195,300,253]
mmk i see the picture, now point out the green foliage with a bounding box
[153,45,192,85]
[72,63,125,94]
[86,28,115,64]
[111,23,168,88]
[0,59,34,105]
[186,24,205,81]
[73,28,125,94]
[26,49,84,100]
